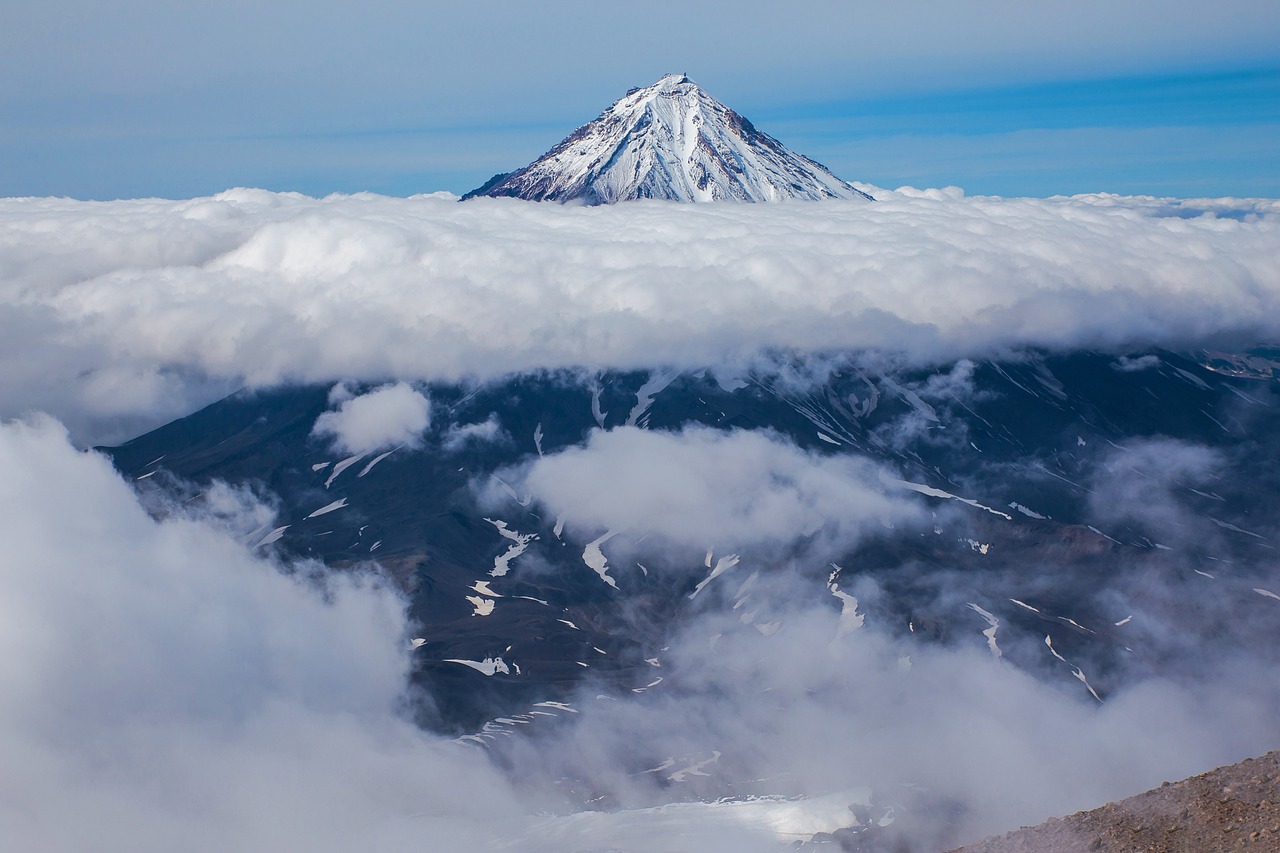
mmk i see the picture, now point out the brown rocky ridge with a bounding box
[947,749,1280,852]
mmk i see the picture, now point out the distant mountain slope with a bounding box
[462,73,872,204]
[103,349,1280,737]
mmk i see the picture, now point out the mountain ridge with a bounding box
[462,73,872,204]
[946,749,1280,853]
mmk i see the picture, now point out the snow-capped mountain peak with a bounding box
[463,74,872,204]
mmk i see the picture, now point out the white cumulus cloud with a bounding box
[443,413,507,451]
[311,382,430,454]
[508,425,921,553]
[0,417,524,852]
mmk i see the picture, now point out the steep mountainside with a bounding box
[104,349,1280,742]
[462,74,872,204]
[947,750,1280,853]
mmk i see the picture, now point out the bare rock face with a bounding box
[947,750,1280,853]
[462,73,872,204]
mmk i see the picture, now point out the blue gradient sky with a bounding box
[3,1,1278,199]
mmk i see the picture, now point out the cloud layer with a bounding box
[8,414,1277,851]
[507,577,1280,850]
[2,189,1279,444]
[4,188,1280,848]
[0,417,539,851]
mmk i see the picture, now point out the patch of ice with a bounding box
[444,656,510,676]
[1189,487,1225,501]
[466,595,495,617]
[1057,616,1096,635]
[828,566,864,638]
[883,378,938,422]
[357,447,397,477]
[590,384,607,428]
[533,701,577,713]
[632,675,665,693]
[1211,517,1268,540]
[305,498,348,519]
[690,553,740,599]
[1073,667,1103,702]
[253,525,289,547]
[882,474,1012,519]
[1009,502,1048,519]
[324,453,365,488]
[485,518,537,577]
[1087,525,1122,545]
[626,369,679,427]
[1172,365,1212,390]
[583,530,620,589]
[967,603,1002,658]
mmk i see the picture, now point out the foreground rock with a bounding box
[948,750,1280,853]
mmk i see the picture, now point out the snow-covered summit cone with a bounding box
[463,73,873,204]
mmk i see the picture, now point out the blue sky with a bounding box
[3,1,1278,199]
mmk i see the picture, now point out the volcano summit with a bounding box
[463,73,872,204]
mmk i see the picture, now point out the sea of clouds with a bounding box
[3,188,1280,850]
[2,187,1278,444]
